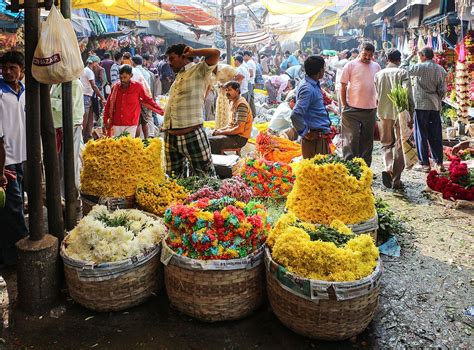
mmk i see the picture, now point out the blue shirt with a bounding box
[280,55,299,71]
[286,65,302,79]
[290,75,331,136]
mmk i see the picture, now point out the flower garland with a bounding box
[256,132,301,164]
[164,197,270,260]
[426,158,474,201]
[286,155,375,225]
[186,177,254,203]
[80,136,164,197]
[63,206,167,263]
[240,158,295,198]
[136,180,189,217]
[269,214,379,282]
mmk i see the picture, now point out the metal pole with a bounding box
[60,0,77,231]
[24,0,43,241]
[40,84,64,240]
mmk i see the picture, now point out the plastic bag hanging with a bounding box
[32,5,84,84]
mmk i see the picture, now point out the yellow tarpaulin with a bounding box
[260,0,334,15]
[72,0,178,21]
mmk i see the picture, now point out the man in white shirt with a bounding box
[80,55,105,143]
[243,51,257,117]
[0,51,28,265]
[233,55,250,100]
[334,50,350,110]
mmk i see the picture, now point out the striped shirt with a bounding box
[164,61,217,129]
[401,57,446,111]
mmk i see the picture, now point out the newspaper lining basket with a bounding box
[348,214,378,242]
[61,240,163,312]
[161,240,265,322]
[265,248,383,341]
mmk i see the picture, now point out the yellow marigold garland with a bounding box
[286,155,375,224]
[80,137,165,197]
[136,180,189,217]
[269,217,379,282]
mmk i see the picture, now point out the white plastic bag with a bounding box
[32,5,83,84]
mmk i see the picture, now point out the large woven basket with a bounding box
[265,248,383,341]
[349,214,378,242]
[61,241,163,312]
[80,192,135,216]
[161,241,265,322]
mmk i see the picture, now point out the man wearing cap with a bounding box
[81,55,105,143]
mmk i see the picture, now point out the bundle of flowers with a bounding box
[256,132,301,164]
[63,206,167,263]
[80,136,164,197]
[176,176,222,194]
[136,180,189,217]
[427,158,474,201]
[268,213,379,282]
[164,197,270,260]
[444,146,474,161]
[240,158,295,198]
[286,155,375,225]
[186,177,253,203]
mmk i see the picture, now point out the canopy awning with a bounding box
[234,30,272,46]
[159,3,219,26]
[72,0,178,21]
[373,1,396,14]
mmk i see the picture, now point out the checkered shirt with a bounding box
[401,58,447,111]
[164,61,217,129]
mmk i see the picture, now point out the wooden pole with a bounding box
[40,83,64,240]
[17,0,59,315]
[24,0,43,241]
[60,0,77,231]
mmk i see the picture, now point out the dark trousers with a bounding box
[414,109,443,166]
[341,106,377,167]
[208,135,248,154]
[302,135,330,159]
[0,163,28,265]
[161,79,172,95]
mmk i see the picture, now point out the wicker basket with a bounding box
[61,241,163,312]
[161,241,265,322]
[265,248,383,341]
[80,192,135,216]
[348,214,378,242]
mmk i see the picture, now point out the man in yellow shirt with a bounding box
[209,81,253,154]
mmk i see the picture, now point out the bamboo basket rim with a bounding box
[265,247,383,293]
[161,239,265,271]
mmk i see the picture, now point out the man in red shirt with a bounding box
[104,65,163,137]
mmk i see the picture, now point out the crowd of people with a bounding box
[0,37,460,265]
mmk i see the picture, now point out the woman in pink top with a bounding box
[340,42,381,167]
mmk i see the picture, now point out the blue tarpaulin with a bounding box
[0,0,23,20]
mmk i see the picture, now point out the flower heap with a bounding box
[81,136,165,197]
[256,132,301,164]
[267,213,379,282]
[164,197,270,260]
[186,177,254,203]
[427,158,474,201]
[286,155,375,225]
[240,158,295,198]
[63,206,167,263]
[136,180,189,217]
